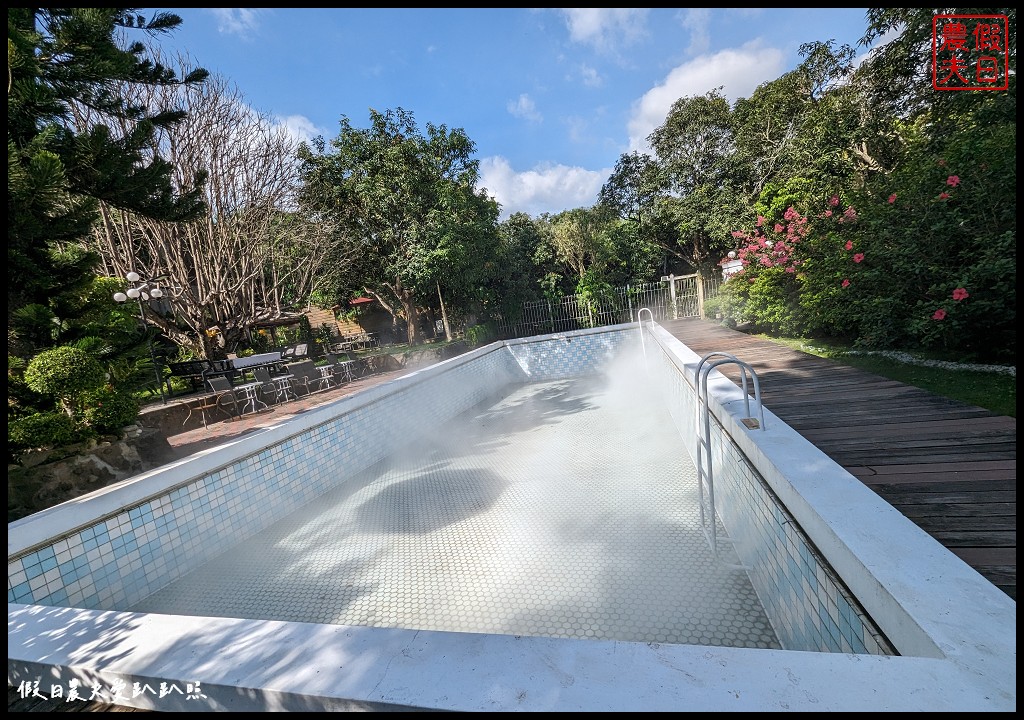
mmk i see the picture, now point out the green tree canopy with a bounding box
[298,107,498,345]
[7,8,208,331]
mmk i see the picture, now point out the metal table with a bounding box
[234,381,269,415]
[314,365,335,392]
[271,374,297,403]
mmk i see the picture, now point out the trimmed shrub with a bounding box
[82,387,140,435]
[24,346,106,413]
[8,411,92,453]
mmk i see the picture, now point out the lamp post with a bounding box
[113,271,168,405]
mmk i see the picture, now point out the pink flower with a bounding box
[841,279,850,288]
[823,210,833,217]
[843,206,858,221]
[947,175,960,187]
[774,223,784,233]
[932,309,947,321]
[829,196,840,206]
[888,193,897,204]
[853,253,865,263]
[938,192,950,200]
[756,215,766,227]
[844,240,853,251]
[785,266,796,273]
[952,288,970,301]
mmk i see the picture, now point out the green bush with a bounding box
[8,354,49,421]
[745,268,807,335]
[24,346,106,413]
[465,324,494,348]
[8,411,92,453]
[703,291,741,328]
[81,387,140,435]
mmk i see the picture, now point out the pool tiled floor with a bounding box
[133,376,781,649]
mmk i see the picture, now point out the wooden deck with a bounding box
[661,318,1016,600]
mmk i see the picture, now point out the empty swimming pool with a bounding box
[132,376,779,649]
[7,323,1016,711]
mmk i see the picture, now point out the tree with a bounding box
[298,107,496,345]
[547,207,613,283]
[7,8,208,335]
[84,65,352,358]
[422,185,501,340]
[598,151,676,276]
[859,8,1016,142]
[481,213,547,328]
[647,89,746,275]
[598,151,665,230]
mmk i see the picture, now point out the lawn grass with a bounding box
[754,334,1016,418]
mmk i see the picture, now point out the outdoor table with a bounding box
[271,374,297,403]
[336,360,356,383]
[315,365,335,392]
[234,381,269,415]
[230,352,284,382]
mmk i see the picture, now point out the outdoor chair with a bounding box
[184,375,240,429]
[253,365,297,404]
[285,360,318,396]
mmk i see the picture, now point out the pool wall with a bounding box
[8,323,1016,711]
[646,329,894,655]
[7,330,630,612]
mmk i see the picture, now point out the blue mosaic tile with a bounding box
[8,328,892,656]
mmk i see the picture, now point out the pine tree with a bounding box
[7,8,209,319]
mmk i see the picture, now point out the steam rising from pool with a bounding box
[132,339,778,648]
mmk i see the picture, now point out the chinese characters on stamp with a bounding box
[933,14,1009,91]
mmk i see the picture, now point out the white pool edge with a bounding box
[8,323,1016,711]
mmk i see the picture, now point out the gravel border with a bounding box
[800,346,1016,377]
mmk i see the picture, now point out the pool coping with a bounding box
[8,323,1017,711]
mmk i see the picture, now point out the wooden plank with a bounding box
[893,502,1016,518]
[898,515,1016,533]
[845,460,1016,475]
[660,318,1016,600]
[951,547,1015,565]
[866,479,1017,493]
[918,530,1015,546]
[846,470,1015,485]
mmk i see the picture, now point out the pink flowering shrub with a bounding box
[712,130,1013,362]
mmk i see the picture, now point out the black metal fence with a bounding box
[494,274,722,340]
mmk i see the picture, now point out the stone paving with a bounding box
[161,366,417,461]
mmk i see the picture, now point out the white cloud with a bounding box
[559,8,649,54]
[479,156,609,219]
[577,64,603,88]
[563,115,589,144]
[209,8,263,38]
[680,8,711,56]
[507,94,543,123]
[627,40,785,154]
[277,114,323,145]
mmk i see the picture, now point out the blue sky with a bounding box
[156,8,877,219]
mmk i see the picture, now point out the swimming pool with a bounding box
[7,323,1016,711]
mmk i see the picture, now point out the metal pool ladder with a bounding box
[694,352,765,567]
[637,307,654,371]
